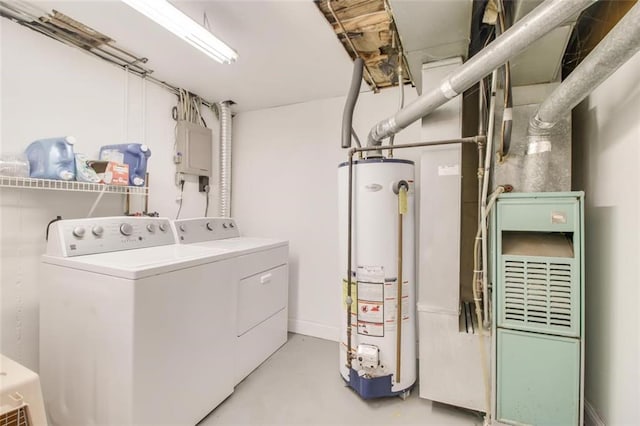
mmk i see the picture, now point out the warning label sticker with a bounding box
[384,279,409,300]
[358,301,383,323]
[357,321,384,337]
[383,279,411,332]
[356,266,385,336]
[357,265,384,284]
[342,278,357,314]
[358,282,384,302]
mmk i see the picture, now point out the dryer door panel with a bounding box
[237,264,288,336]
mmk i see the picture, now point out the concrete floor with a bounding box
[200,334,481,426]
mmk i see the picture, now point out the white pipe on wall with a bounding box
[219,101,233,218]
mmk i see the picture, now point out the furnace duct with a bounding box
[366,0,598,146]
[523,1,640,192]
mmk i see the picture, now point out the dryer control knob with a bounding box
[120,223,134,236]
[229,222,235,228]
[146,224,156,233]
[206,222,214,231]
[179,224,186,232]
[91,226,104,237]
[72,227,86,238]
[222,223,228,229]
[159,223,168,232]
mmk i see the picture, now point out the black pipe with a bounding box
[342,58,364,149]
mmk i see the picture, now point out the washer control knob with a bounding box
[229,222,235,228]
[120,223,134,236]
[91,226,104,237]
[222,223,228,229]
[159,223,168,232]
[206,222,214,231]
[72,227,86,238]
[179,224,186,232]
[146,224,156,233]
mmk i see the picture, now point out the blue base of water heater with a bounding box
[345,368,406,399]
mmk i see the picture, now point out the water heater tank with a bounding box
[337,158,416,398]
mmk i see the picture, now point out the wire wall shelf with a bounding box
[0,176,149,196]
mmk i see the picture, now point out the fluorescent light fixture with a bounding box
[121,0,238,64]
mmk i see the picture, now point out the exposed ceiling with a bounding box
[389,0,473,93]
[6,0,613,116]
[23,0,358,112]
[315,0,412,91]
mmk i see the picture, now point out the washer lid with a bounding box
[42,244,232,279]
[189,237,288,256]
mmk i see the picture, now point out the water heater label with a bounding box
[384,280,411,332]
[357,321,384,337]
[356,266,385,336]
[357,282,384,301]
[342,278,358,315]
[357,265,384,283]
[358,302,383,323]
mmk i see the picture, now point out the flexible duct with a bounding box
[219,101,233,217]
[342,58,364,149]
[523,1,640,192]
[366,0,597,146]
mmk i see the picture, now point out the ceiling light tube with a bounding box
[121,0,238,64]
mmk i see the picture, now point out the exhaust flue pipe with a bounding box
[366,0,598,146]
[523,1,640,192]
[342,58,364,149]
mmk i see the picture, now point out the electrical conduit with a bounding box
[342,58,364,149]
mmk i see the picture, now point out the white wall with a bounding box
[0,19,217,371]
[573,51,640,424]
[232,87,422,341]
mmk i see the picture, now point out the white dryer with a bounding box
[173,218,288,383]
[40,217,235,426]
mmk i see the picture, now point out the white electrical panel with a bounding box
[175,120,213,176]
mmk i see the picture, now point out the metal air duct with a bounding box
[366,0,598,146]
[522,1,640,192]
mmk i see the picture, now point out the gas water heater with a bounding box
[337,158,416,398]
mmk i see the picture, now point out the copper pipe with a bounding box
[352,136,484,155]
[395,190,404,383]
[326,0,378,92]
[346,151,354,369]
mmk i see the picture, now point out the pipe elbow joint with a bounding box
[367,118,398,147]
[529,114,556,135]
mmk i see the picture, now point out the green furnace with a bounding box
[492,192,584,425]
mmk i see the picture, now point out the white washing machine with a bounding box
[173,218,288,384]
[40,217,236,426]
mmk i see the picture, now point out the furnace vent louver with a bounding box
[501,258,578,337]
